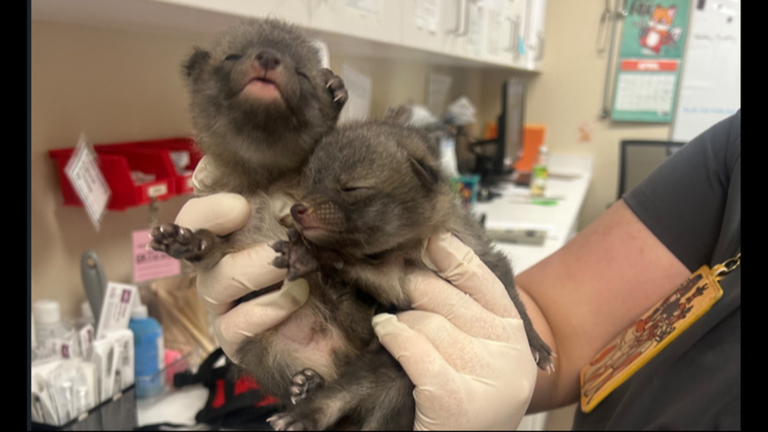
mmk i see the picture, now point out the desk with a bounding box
[476,153,594,273]
[136,153,594,429]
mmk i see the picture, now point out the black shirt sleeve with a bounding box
[623,110,741,272]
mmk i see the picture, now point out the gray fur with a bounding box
[148,20,387,427]
[270,120,555,430]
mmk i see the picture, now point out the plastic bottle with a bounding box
[33,300,80,359]
[128,301,166,399]
[530,146,550,197]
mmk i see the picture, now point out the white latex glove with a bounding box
[372,232,538,431]
[175,156,309,363]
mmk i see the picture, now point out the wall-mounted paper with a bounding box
[415,0,439,33]
[428,73,453,117]
[132,229,181,283]
[671,0,740,141]
[339,63,372,122]
[467,1,484,55]
[345,0,382,18]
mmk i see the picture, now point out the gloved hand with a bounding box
[372,232,538,430]
[174,156,309,363]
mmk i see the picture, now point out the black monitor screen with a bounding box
[501,78,525,173]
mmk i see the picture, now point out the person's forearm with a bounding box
[510,200,690,414]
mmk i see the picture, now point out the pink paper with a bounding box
[132,229,181,283]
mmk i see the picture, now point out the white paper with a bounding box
[467,1,484,55]
[415,0,439,33]
[525,0,546,68]
[95,282,137,340]
[64,133,111,231]
[486,1,503,55]
[671,0,740,142]
[339,63,372,122]
[427,73,452,117]
[345,0,382,18]
[615,72,677,114]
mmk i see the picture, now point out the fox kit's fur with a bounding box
[146,19,395,422]
[268,120,555,430]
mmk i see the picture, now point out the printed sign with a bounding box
[64,133,111,230]
[611,0,690,122]
[132,229,181,283]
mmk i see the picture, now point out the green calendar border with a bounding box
[610,0,691,123]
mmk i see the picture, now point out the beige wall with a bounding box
[474,0,673,230]
[30,19,491,319]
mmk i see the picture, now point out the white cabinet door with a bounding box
[522,0,546,70]
[401,0,450,53]
[482,0,520,66]
[152,0,311,25]
[505,0,528,68]
[437,0,470,58]
[308,0,403,45]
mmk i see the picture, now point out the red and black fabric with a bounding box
[169,347,282,430]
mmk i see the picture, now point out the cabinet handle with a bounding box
[506,16,520,58]
[447,0,466,34]
[458,0,470,36]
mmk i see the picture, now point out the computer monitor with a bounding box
[471,77,526,185]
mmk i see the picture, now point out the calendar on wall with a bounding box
[611,0,690,123]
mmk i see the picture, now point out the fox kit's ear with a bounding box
[183,47,211,84]
[407,153,442,191]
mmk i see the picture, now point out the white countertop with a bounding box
[476,153,594,273]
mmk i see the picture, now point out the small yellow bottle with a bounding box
[530,146,549,197]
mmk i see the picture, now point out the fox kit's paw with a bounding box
[529,335,556,374]
[271,228,319,281]
[321,68,348,109]
[267,412,305,431]
[149,223,207,262]
[290,368,324,405]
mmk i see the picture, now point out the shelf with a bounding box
[48,137,200,212]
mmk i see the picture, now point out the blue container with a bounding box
[128,304,165,399]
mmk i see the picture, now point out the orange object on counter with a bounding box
[484,122,498,139]
[512,124,546,173]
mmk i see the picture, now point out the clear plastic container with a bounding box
[530,146,550,197]
[33,300,80,359]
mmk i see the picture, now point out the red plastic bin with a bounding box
[94,137,203,195]
[49,146,177,212]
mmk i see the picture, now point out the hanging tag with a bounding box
[64,133,111,231]
[579,254,739,413]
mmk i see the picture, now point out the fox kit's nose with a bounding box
[291,204,309,222]
[255,50,281,70]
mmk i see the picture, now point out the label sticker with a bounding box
[95,282,137,340]
[147,183,168,198]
